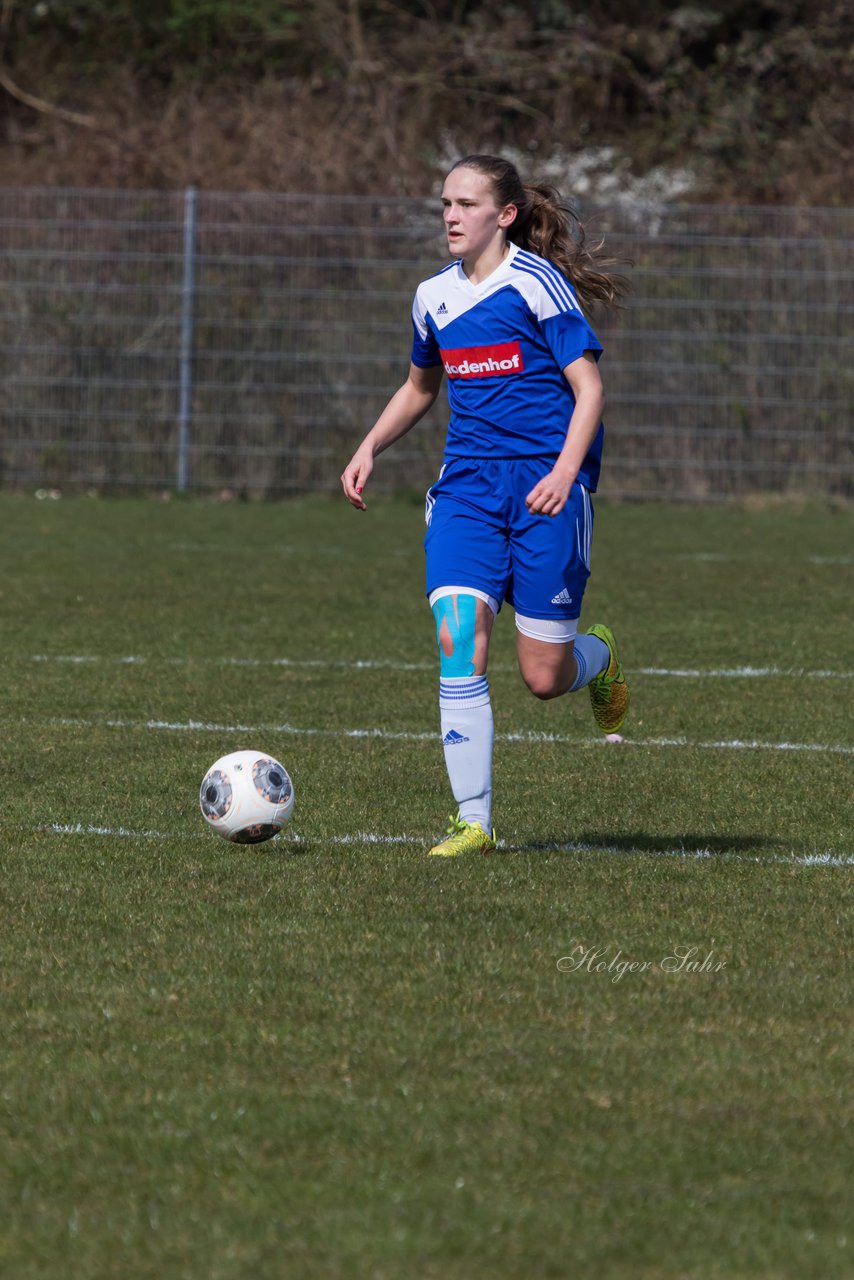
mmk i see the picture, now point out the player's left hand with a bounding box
[525,470,572,517]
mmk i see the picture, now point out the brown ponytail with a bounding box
[449,155,629,313]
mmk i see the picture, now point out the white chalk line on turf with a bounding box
[33,714,854,756]
[41,823,854,866]
[675,553,854,567]
[25,654,854,680]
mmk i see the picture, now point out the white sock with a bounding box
[569,634,610,692]
[439,676,493,831]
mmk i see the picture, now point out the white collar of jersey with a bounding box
[455,241,520,293]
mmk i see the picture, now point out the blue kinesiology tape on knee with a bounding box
[432,594,477,677]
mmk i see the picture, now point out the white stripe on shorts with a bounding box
[577,484,592,571]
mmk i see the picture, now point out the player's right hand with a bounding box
[341,449,373,510]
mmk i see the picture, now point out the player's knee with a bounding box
[515,614,577,699]
[521,667,568,700]
[431,592,479,678]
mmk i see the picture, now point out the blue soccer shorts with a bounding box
[424,457,593,621]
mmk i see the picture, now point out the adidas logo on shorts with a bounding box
[550,588,573,605]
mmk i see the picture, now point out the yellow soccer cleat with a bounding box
[586,623,630,735]
[428,814,496,857]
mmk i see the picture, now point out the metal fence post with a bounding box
[176,186,197,491]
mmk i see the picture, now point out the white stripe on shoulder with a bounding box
[511,249,580,314]
[513,249,579,311]
[513,248,577,299]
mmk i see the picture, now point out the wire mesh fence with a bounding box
[1,188,851,501]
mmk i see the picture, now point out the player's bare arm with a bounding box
[341,363,444,510]
[525,352,606,516]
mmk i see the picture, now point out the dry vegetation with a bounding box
[0,0,851,201]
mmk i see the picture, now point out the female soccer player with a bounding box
[341,153,629,856]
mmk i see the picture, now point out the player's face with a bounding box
[441,168,516,262]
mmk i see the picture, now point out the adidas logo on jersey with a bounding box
[442,728,470,746]
[550,588,573,605]
[436,301,448,315]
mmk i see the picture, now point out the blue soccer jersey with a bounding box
[410,242,605,489]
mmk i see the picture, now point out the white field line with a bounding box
[636,666,852,679]
[30,714,854,756]
[40,822,854,866]
[26,654,854,680]
[674,553,854,567]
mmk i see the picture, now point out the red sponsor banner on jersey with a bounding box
[441,341,524,379]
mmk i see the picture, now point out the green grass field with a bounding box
[1,492,852,1280]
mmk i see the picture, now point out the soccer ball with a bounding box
[199,749,294,844]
